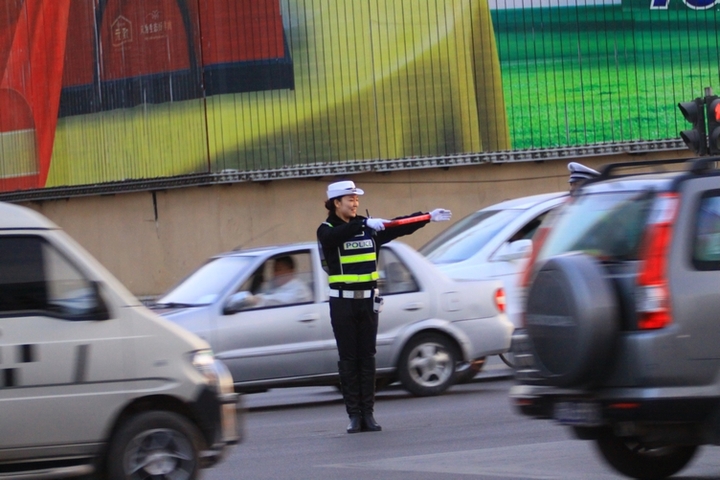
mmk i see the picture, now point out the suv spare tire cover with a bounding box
[525,252,619,387]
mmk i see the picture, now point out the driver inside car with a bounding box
[238,256,313,309]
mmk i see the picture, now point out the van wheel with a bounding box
[106,411,203,480]
[398,333,458,396]
[595,430,698,480]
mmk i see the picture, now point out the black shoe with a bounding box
[361,413,382,432]
[347,414,362,434]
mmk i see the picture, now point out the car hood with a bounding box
[154,304,211,326]
[152,306,190,316]
[128,305,210,352]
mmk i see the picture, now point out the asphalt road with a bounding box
[203,359,720,480]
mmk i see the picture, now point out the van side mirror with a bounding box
[60,281,110,321]
[495,239,532,262]
[90,281,111,320]
[223,291,251,315]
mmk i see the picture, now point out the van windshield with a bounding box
[157,256,254,306]
[537,191,654,263]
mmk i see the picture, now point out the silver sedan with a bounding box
[152,241,513,396]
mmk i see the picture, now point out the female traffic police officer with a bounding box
[317,180,452,433]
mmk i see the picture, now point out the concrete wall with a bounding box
[20,151,688,297]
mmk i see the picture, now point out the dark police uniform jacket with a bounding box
[317,212,429,292]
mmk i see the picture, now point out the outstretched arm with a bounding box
[375,209,452,245]
[375,212,430,245]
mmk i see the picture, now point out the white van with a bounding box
[0,202,240,479]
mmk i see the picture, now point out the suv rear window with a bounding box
[537,191,653,263]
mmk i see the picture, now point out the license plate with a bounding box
[554,401,602,426]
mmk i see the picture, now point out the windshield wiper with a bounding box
[151,302,201,309]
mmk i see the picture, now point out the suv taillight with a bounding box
[636,192,678,330]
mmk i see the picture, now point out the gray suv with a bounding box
[510,157,720,479]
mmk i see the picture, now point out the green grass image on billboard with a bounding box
[492,5,720,150]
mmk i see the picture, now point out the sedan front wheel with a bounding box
[398,333,458,396]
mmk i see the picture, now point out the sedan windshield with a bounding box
[537,190,654,263]
[157,256,255,306]
[420,209,523,264]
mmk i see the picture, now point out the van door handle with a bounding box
[297,314,320,323]
[403,302,423,311]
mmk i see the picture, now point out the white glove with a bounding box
[430,208,452,222]
[366,218,388,231]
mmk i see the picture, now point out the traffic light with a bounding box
[679,98,707,156]
[706,95,720,155]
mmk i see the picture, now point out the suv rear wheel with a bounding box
[595,429,698,480]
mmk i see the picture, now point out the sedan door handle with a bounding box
[403,302,423,311]
[297,313,320,323]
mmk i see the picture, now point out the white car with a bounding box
[420,192,568,328]
[153,241,513,397]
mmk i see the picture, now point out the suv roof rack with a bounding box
[689,157,720,175]
[597,157,720,180]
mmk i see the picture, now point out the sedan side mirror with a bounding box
[223,291,251,315]
[494,239,532,262]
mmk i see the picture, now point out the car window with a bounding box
[158,256,255,305]
[0,235,104,319]
[537,191,653,263]
[233,251,315,310]
[420,209,523,264]
[508,211,552,242]
[693,192,720,270]
[378,249,418,295]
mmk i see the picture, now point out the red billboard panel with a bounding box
[59,0,294,117]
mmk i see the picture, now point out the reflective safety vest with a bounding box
[321,222,379,285]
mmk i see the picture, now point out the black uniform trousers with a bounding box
[329,296,378,360]
[330,295,379,416]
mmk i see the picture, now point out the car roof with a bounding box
[217,241,317,258]
[582,171,680,194]
[480,191,568,211]
[0,202,58,230]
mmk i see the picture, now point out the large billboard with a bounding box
[492,0,720,150]
[0,0,717,193]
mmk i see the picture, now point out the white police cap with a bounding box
[568,162,600,183]
[327,180,364,199]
